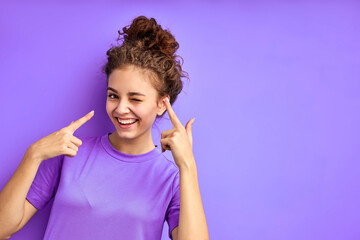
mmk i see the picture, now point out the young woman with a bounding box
[0,16,209,240]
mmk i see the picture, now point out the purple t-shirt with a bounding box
[26,132,180,240]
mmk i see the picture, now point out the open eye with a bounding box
[108,94,117,99]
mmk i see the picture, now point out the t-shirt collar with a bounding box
[100,132,161,163]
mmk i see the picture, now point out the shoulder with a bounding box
[157,154,180,193]
[76,135,100,147]
[66,135,103,157]
[158,153,179,174]
[76,135,97,143]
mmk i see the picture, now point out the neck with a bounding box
[108,132,156,155]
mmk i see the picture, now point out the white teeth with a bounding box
[117,118,137,124]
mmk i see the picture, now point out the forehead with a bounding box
[107,67,156,95]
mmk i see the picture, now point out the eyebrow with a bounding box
[107,87,146,97]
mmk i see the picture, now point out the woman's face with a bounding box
[106,65,167,142]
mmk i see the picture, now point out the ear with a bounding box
[157,95,170,116]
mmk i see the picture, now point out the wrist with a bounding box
[179,159,197,173]
[25,145,43,164]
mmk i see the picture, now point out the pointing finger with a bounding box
[68,110,94,133]
[163,98,182,129]
[185,118,195,147]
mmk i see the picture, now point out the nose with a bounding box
[115,99,131,115]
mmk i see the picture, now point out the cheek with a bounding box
[136,105,150,117]
[105,101,113,114]
[136,105,157,120]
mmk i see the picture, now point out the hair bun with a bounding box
[117,16,179,60]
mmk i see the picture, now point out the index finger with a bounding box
[163,98,182,128]
[68,110,94,133]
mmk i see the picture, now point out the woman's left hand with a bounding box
[160,97,196,170]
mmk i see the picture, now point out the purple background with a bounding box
[1,1,360,239]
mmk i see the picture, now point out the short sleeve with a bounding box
[165,171,180,239]
[26,154,64,210]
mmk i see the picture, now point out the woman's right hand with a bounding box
[28,110,95,162]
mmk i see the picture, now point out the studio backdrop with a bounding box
[0,0,359,239]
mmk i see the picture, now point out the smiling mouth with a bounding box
[115,117,139,125]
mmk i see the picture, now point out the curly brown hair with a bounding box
[102,16,189,119]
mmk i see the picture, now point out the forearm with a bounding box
[178,159,209,240]
[0,147,42,237]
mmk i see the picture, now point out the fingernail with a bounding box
[166,98,170,103]
[89,110,94,115]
